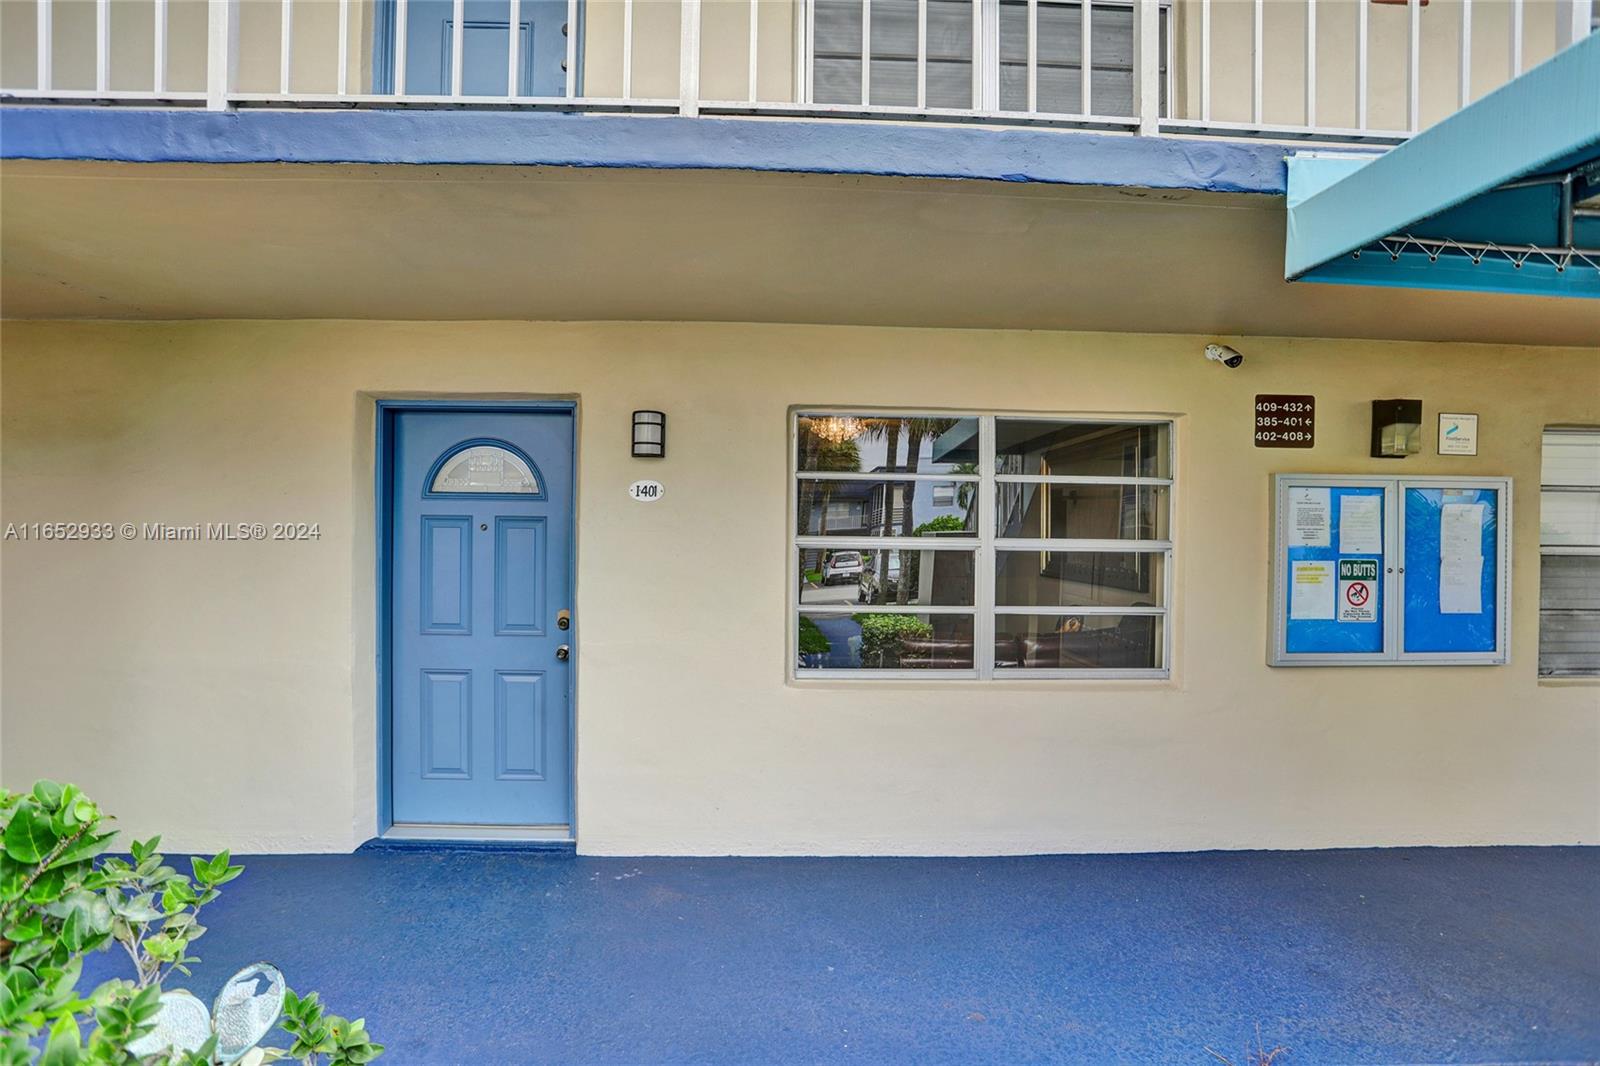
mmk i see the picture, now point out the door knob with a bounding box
[556,645,570,662]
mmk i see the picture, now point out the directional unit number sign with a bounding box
[1255,394,1316,448]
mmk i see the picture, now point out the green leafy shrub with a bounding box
[913,515,967,536]
[797,616,832,656]
[0,782,381,1066]
[852,614,933,667]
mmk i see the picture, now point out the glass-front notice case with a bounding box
[1270,475,1511,666]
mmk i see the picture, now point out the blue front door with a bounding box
[391,410,574,828]
[393,0,568,97]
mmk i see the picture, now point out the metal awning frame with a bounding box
[1286,33,1600,298]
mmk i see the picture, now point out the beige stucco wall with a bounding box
[1,319,1596,855]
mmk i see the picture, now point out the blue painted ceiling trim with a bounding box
[0,107,1291,194]
[1286,33,1600,281]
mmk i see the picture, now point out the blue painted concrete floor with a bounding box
[82,847,1598,1065]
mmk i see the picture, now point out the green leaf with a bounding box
[47,831,117,871]
[38,1013,81,1066]
[30,781,64,811]
[109,891,164,923]
[3,911,43,942]
[160,879,198,914]
[3,804,58,864]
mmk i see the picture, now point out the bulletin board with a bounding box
[1282,484,1387,657]
[1401,485,1504,657]
[1270,475,1511,666]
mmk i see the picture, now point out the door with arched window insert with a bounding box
[390,409,575,834]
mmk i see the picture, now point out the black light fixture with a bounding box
[1371,398,1423,458]
[631,410,666,458]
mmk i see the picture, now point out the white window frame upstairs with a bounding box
[799,0,1174,119]
[789,409,1175,682]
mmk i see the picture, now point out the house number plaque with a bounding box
[1255,394,1316,448]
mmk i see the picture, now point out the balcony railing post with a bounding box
[206,0,236,109]
[1556,0,1594,49]
[1133,0,1160,134]
[679,0,702,116]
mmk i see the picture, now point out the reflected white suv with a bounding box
[822,550,865,584]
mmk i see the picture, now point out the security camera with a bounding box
[1204,343,1244,368]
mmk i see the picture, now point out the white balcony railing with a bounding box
[0,0,1592,142]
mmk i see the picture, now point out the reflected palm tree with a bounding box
[796,428,861,588]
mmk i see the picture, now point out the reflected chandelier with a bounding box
[811,416,866,444]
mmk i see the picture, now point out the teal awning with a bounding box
[1286,33,1600,299]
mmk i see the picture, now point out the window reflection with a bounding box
[798,549,976,607]
[995,551,1164,608]
[994,614,1162,670]
[995,420,1170,479]
[996,483,1168,541]
[796,414,980,475]
[798,613,976,670]
[797,479,978,537]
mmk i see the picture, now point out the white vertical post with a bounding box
[565,0,578,97]
[970,0,980,109]
[1556,1,1594,49]
[280,0,293,95]
[451,0,465,96]
[621,0,633,98]
[1356,0,1368,129]
[1080,0,1091,116]
[95,0,109,93]
[36,0,51,92]
[508,0,522,96]
[1459,0,1472,107]
[679,0,701,114]
[206,0,232,108]
[1509,0,1523,76]
[980,0,998,109]
[803,0,814,102]
[1407,0,1420,131]
[395,0,409,94]
[916,0,927,108]
[1026,0,1037,112]
[1200,0,1210,123]
[1304,0,1316,128]
[154,0,168,93]
[862,0,872,106]
[748,0,759,102]
[337,0,349,95]
[1251,0,1263,125]
[1134,0,1159,132]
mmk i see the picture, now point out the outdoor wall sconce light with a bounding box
[632,410,666,458]
[1371,398,1423,458]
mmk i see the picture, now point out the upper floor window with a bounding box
[793,411,1172,679]
[1539,428,1600,677]
[810,0,1168,116]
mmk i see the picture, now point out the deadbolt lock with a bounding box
[557,609,571,631]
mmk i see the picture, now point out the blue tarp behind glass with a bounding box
[1285,485,1385,655]
[1403,487,1499,653]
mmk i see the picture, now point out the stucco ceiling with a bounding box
[1,159,1596,345]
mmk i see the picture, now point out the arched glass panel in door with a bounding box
[428,441,542,496]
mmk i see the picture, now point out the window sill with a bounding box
[788,671,1175,690]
